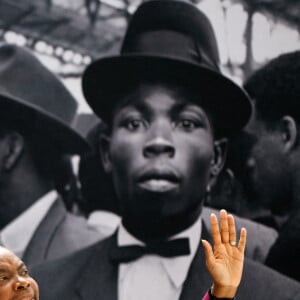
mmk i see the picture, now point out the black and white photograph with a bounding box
[0,0,299,299]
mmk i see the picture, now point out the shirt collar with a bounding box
[118,217,202,288]
[1,190,58,258]
[88,210,121,228]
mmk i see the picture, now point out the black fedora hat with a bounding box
[83,0,251,137]
[0,44,88,154]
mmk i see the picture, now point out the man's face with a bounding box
[101,83,225,237]
[242,114,290,212]
[0,247,39,300]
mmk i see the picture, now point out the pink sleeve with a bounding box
[202,290,211,300]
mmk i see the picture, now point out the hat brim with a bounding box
[0,91,89,154]
[83,55,251,137]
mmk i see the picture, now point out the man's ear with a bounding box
[209,138,228,185]
[279,116,298,153]
[2,131,24,171]
[99,133,112,173]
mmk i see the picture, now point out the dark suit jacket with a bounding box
[24,197,105,267]
[32,224,300,300]
[265,209,300,281]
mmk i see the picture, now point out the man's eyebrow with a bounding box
[18,262,26,271]
[116,101,149,116]
[0,268,8,273]
[170,102,188,114]
[133,101,150,114]
[171,102,208,118]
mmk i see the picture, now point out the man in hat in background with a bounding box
[32,1,300,299]
[240,51,300,281]
[0,43,104,267]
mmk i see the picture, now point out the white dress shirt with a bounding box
[0,190,57,258]
[118,218,202,300]
[87,210,120,237]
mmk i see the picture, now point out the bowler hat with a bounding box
[83,0,251,137]
[0,44,88,154]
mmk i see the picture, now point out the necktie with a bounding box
[110,238,190,263]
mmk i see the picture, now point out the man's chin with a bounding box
[12,295,36,300]
[12,289,38,300]
[271,202,291,216]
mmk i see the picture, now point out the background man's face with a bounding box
[103,83,219,233]
[243,115,291,213]
[0,247,39,300]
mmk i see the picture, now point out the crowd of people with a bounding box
[0,0,299,299]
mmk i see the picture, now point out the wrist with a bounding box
[211,283,237,299]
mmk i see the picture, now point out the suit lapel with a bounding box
[23,197,66,266]
[179,223,212,300]
[76,233,118,300]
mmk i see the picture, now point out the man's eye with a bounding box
[0,276,9,281]
[177,119,199,130]
[124,119,144,131]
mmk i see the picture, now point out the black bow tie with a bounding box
[110,238,191,263]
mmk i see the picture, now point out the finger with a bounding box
[210,213,222,246]
[228,214,236,246]
[202,239,215,265]
[238,227,247,253]
[220,209,229,244]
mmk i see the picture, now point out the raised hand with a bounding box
[202,209,247,298]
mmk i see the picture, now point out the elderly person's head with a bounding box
[0,246,39,300]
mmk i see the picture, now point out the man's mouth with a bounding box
[13,291,36,300]
[139,179,179,192]
[138,170,180,192]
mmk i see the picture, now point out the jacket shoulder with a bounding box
[238,258,300,299]
[31,236,112,300]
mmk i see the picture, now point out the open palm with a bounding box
[202,209,247,298]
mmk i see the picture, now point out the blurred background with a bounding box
[0,0,299,112]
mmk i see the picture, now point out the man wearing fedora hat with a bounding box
[0,43,104,267]
[32,1,300,299]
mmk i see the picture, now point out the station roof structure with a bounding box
[0,0,134,61]
[1,0,299,62]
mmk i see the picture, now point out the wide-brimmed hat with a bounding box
[0,44,88,154]
[82,0,251,137]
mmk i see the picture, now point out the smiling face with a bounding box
[0,247,39,300]
[101,83,226,240]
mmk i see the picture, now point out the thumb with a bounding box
[202,239,215,265]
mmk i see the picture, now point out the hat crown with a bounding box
[0,44,77,125]
[0,44,88,153]
[82,0,251,137]
[121,0,220,71]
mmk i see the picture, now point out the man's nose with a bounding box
[143,136,175,158]
[15,276,30,290]
[143,122,175,158]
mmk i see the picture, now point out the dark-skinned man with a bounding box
[32,1,300,299]
[0,44,104,267]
